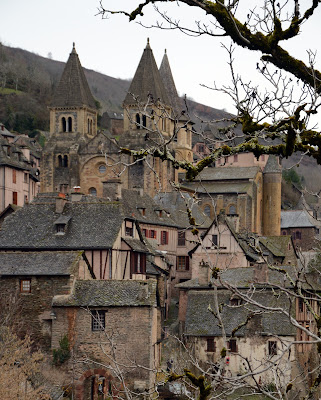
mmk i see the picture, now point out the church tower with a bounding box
[159,49,193,171]
[120,39,176,196]
[41,44,98,193]
[262,155,282,236]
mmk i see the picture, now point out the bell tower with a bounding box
[41,44,98,193]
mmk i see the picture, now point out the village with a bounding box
[0,39,321,400]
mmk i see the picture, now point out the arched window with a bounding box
[204,205,211,217]
[88,118,90,133]
[136,114,140,129]
[142,114,147,128]
[282,230,287,235]
[58,155,62,167]
[62,117,67,132]
[89,187,97,196]
[296,231,301,240]
[67,117,72,132]
[90,120,93,134]
[162,117,166,132]
[63,155,68,168]
[228,205,237,215]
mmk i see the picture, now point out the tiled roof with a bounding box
[52,279,157,307]
[51,44,96,109]
[185,289,296,337]
[281,210,317,228]
[0,251,82,276]
[259,236,290,257]
[123,40,170,106]
[153,192,211,228]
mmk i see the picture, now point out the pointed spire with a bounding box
[51,44,96,109]
[263,155,281,173]
[123,40,169,106]
[159,49,182,114]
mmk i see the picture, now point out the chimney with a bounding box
[103,179,122,201]
[56,193,67,213]
[253,263,268,283]
[71,186,83,202]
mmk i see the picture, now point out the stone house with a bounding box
[52,279,159,399]
[281,209,321,251]
[0,250,92,351]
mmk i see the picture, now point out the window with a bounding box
[198,144,205,153]
[89,187,97,196]
[268,341,277,356]
[261,155,265,161]
[12,191,17,205]
[228,205,237,215]
[161,231,168,245]
[12,169,16,184]
[98,165,106,174]
[229,339,237,353]
[136,114,140,129]
[20,279,31,293]
[92,310,105,331]
[130,252,146,274]
[142,114,147,128]
[298,298,304,313]
[125,221,133,237]
[204,205,211,217]
[63,155,68,168]
[56,224,66,234]
[58,155,63,167]
[230,298,241,306]
[296,231,301,240]
[206,338,216,352]
[282,230,287,235]
[24,195,28,204]
[149,230,156,239]
[177,256,189,271]
[212,235,218,246]
[67,117,73,132]
[143,229,147,237]
[233,154,238,162]
[62,117,67,132]
[138,207,146,216]
[178,231,186,246]
[24,172,28,183]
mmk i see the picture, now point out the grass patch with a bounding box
[0,87,24,95]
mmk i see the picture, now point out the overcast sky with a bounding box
[1,0,321,123]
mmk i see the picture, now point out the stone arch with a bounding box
[68,116,73,132]
[74,368,115,400]
[61,117,67,133]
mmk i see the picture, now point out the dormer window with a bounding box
[54,215,71,235]
[138,207,146,216]
[125,221,133,237]
[155,209,162,217]
[56,224,65,234]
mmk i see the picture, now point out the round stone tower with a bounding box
[262,155,282,236]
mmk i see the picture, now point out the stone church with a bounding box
[41,41,193,198]
[41,40,281,236]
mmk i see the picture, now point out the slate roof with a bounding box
[263,155,281,173]
[259,236,291,258]
[122,237,150,253]
[281,210,317,228]
[0,193,124,250]
[123,39,170,106]
[122,189,178,228]
[153,192,211,228]
[181,181,252,195]
[52,279,157,307]
[0,251,82,276]
[159,50,183,115]
[51,44,96,109]
[185,289,296,337]
[198,166,260,181]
